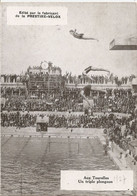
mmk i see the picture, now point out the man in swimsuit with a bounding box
[69,29,99,41]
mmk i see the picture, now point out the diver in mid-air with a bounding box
[80,66,109,115]
[69,29,99,41]
[82,66,110,82]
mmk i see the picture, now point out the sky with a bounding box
[1,2,137,77]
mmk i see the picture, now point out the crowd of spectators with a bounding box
[1,112,37,128]
[2,89,136,114]
[106,115,137,144]
[1,112,136,139]
[94,89,135,114]
[105,113,137,165]
[65,73,135,85]
[1,87,27,97]
[1,89,83,112]
[1,71,136,86]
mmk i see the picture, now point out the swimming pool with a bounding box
[1,135,131,196]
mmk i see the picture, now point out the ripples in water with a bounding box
[1,136,132,196]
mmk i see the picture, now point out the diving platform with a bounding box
[109,36,137,50]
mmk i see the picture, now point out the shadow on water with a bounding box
[13,137,31,163]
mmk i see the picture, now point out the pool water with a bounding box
[1,136,131,196]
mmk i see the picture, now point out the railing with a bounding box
[65,83,132,89]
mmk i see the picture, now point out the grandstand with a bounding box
[1,61,136,114]
[1,62,137,195]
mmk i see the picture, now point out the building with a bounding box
[27,62,64,97]
[1,74,27,98]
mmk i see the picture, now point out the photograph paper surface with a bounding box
[1,2,137,196]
